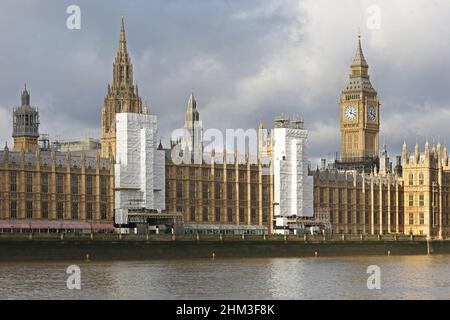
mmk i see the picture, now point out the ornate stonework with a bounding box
[339,34,379,166]
[101,17,143,160]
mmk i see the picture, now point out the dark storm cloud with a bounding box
[1,0,450,165]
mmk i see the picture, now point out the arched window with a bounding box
[409,173,414,185]
[419,173,424,185]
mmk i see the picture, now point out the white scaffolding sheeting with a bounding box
[114,113,165,225]
[273,124,313,218]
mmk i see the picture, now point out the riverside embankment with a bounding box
[1,233,449,261]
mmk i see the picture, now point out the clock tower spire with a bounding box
[337,32,380,172]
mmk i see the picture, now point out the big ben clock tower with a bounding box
[337,33,380,172]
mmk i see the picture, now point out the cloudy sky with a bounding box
[1,0,449,165]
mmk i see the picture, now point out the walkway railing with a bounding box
[0,232,436,242]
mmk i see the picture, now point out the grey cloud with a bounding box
[1,0,450,165]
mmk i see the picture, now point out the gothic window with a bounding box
[71,175,79,195]
[120,66,125,82]
[251,208,257,224]
[86,203,93,220]
[419,213,425,225]
[10,172,17,192]
[41,202,49,219]
[56,174,64,194]
[41,173,48,193]
[239,208,245,223]
[419,173,424,185]
[190,207,196,221]
[26,172,33,193]
[26,201,33,219]
[215,183,221,199]
[202,208,209,222]
[202,183,208,199]
[262,208,268,223]
[409,213,414,225]
[409,194,414,207]
[57,202,64,220]
[409,173,414,185]
[228,208,233,223]
[227,183,233,200]
[189,182,195,199]
[215,207,221,222]
[419,194,424,207]
[238,184,244,200]
[101,204,107,220]
[72,203,79,220]
[251,185,257,201]
[10,201,17,218]
[86,175,93,195]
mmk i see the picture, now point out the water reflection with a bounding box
[0,255,450,299]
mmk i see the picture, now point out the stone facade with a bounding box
[337,34,379,172]
[402,142,450,237]
[101,18,143,160]
[0,146,114,224]
[165,151,273,233]
[313,169,404,235]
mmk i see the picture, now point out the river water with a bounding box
[1,255,449,299]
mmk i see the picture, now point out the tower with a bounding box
[272,115,313,233]
[101,17,143,159]
[182,93,202,160]
[12,85,40,152]
[337,33,379,171]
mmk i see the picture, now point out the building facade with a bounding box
[313,169,404,235]
[402,142,450,237]
[313,35,450,238]
[0,145,114,230]
[165,150,273,234]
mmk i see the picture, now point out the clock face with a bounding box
[345,106,357,121]
[368,105,376,121]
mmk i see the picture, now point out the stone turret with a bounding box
[13,85,40,153]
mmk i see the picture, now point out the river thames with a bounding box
[1,255,450,299]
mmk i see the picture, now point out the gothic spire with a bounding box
[351,32,368,68]
[21,84,30,106]
[188,93,197,110]
[119,16,127,54]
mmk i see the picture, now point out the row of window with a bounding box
[408,213,425,225]
[171,168,262,180]
[408,193,425,207]
[9,172,107,195]
[329,209,403,226]
[172,182,268,200]
[182,206,268,224]
[408,172,425,185]
[318,189,400,208]
[8,201,107,220]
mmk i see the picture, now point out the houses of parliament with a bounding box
[0,19,449,238]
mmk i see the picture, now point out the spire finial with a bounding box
[351,30,368,68]
[119,16,127,53]
[188,92,196,109]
